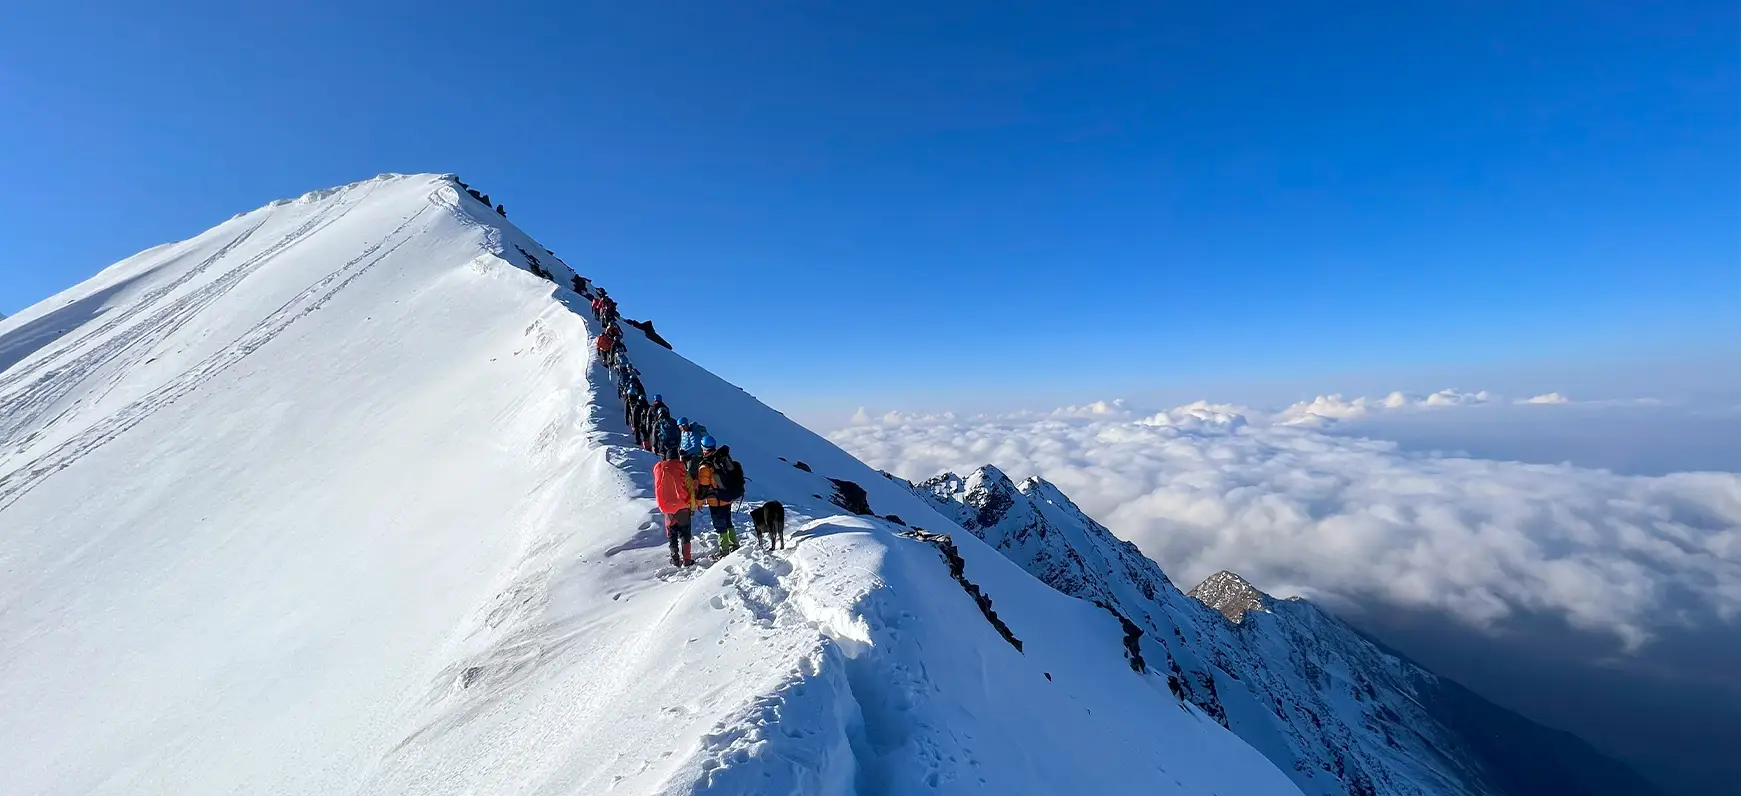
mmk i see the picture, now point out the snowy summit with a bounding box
[0,174,1304,796]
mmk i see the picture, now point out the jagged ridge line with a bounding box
[899,530,1023,652]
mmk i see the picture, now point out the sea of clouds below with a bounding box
[826,390,1741,651]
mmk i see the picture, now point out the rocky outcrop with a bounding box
[827,477,873,515]
[900,530,1022,653]
[1189,570,1269,623]
[622,318,672,350]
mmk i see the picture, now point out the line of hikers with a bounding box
[588,290,786,568]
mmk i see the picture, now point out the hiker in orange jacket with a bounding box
[692,438,741,555]
[654,454,695,567]
[596,330,622,367]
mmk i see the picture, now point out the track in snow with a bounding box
[0,183,387,453]
[0,202,432,512]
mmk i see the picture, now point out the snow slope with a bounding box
[903,466,1673,796]
[0,174,1302,795]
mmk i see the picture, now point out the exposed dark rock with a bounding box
[900,530,1022,653]
[827,478,873,515]
[514,245,549,280]
[1091,599,1147,673]
[622,317,672,350]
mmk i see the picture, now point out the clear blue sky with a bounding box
[2,1,1736,415]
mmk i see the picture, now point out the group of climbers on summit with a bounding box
[452,175,788,569]
[587,289,766,568]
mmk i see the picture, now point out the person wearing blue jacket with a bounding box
[678,417,710,462]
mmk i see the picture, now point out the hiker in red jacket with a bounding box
[654,454,695,567]
[591,291,618,326]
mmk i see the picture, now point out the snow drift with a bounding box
[0,174,1302,795]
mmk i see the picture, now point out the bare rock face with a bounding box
[1188,570,1270,624]
[826,477,873,515]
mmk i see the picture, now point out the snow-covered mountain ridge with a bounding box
[0,174,1304,795]
[901,465,1672,796]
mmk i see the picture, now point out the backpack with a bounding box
[653,460,691,514]
[717,458,746,502]
[655,416,680,448]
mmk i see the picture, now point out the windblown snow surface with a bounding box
[0,174,1303,796]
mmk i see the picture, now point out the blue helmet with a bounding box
[701,435,717,449]
[652,394,663,403]
[677,416,690,426]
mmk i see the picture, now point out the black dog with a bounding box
[751,501,786,549]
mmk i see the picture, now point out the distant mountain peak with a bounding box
[1188,570,1271,623]
[916,466,1037,535]
[1016,475,1071,506]
[962,465,1019,503]
[971,463,1011,482]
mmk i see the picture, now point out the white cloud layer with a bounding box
[1521,392,1571,404]
[830,395,1741,650]
[1274,389,1502,425]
